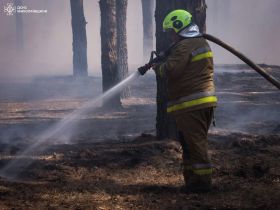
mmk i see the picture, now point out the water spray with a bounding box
[0,72,140,179]
[138,34,280,90]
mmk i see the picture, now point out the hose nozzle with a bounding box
[138,51,167,76]
[138,64,152,75]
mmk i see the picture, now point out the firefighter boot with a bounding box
[182,168,212,193]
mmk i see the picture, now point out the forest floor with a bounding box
[0,66,279,209]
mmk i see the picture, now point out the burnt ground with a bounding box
[0,66,279,209]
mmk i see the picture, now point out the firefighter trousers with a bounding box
[175,107,214,188]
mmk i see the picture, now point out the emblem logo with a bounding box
[4,3,16,16]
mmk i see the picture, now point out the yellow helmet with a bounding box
[163,9,192,33]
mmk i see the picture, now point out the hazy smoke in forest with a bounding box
[206,0,280,65]
[0,1,278,179]
[0,0,144,79]
[0,0,279,80]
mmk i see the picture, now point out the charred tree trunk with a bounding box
[116,0,130,98]
[141,0,155,61]
[14,0,24,52]
[70,0,88,77]
[155,0,207,140]
[100,0,121,108]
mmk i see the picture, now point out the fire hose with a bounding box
[138,34,280,90]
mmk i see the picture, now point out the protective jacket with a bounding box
[158,37,217,116]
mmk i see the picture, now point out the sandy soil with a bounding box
[0,67,279,209]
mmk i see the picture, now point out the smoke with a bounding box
[205,0,280,134]
[0,0,279,161]
[206,0,280,65]
[1,0,279,80]
[0,0,144,79]
[213,70,280,135]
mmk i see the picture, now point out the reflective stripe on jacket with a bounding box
[167,91,217,113]
[191,46,213,62]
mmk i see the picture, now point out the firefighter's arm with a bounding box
[155,42,192,79]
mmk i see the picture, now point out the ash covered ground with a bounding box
[0,67,279,209]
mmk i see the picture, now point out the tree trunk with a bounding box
[70,0,88,77]
[116,0,130,99]
[14,0,24,52]
[155,0,207,140]
[141,0,155,61]
[99,0,121,108]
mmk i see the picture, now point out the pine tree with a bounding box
[70,0,88,77]
[116,0,130,98]
[99,0,121,108]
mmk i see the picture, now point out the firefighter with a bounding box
[155,9,217,193]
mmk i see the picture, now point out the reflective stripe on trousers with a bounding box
[192,163,212,175]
